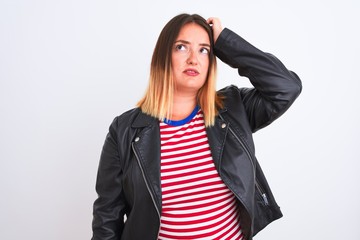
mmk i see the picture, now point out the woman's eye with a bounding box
[175,44,187,52]
[200,48,210,55]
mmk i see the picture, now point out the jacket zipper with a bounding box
[255,180,269,205]
[226,124,269,206]
[131,142,161,238]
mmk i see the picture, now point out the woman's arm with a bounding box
[92,117,126,240]
[209,18,302,132]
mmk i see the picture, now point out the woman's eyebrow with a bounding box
[174,40,190,45]
[200,43,211,48]
[174,40,210,48]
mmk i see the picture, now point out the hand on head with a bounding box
[207,17,223,43]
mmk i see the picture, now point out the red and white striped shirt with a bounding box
[159,109,243,240]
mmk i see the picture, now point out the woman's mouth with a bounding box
[184,69,199,76]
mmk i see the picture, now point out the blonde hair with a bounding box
[137,14,223,127]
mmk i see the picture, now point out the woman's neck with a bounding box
[170,94,197,121]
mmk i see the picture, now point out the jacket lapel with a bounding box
[132,112,162,213]
[206,110,228,172]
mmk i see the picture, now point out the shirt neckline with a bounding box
[163,105,199,127]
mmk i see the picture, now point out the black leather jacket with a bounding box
[92,28,302,240]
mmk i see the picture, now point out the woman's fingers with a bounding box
[207,17,223,43]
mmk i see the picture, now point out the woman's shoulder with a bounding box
[217,84,248,103]
[217,84,241,95]
[110,107,157,130]
[109,107,141,130]
[217,84,254,112]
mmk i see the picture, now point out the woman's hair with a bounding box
[137,13,223,127]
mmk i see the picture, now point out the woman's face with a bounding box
[171,23,210,96]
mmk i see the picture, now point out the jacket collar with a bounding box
[131,110,158,128]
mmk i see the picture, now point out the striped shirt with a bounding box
[158,108,243,240]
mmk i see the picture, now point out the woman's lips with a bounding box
[184,68,199,76]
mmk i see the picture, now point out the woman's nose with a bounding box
[186,50,198,65]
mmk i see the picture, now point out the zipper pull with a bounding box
[262,193,269,206]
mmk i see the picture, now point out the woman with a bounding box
[92,14,302,240]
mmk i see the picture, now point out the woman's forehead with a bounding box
[175,23,210,45]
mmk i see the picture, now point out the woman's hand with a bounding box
[207,17,223,43]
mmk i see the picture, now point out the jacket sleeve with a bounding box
[214,28,302,132]
[92,117,126,240]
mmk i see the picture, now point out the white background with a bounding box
[1,0,359,239]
